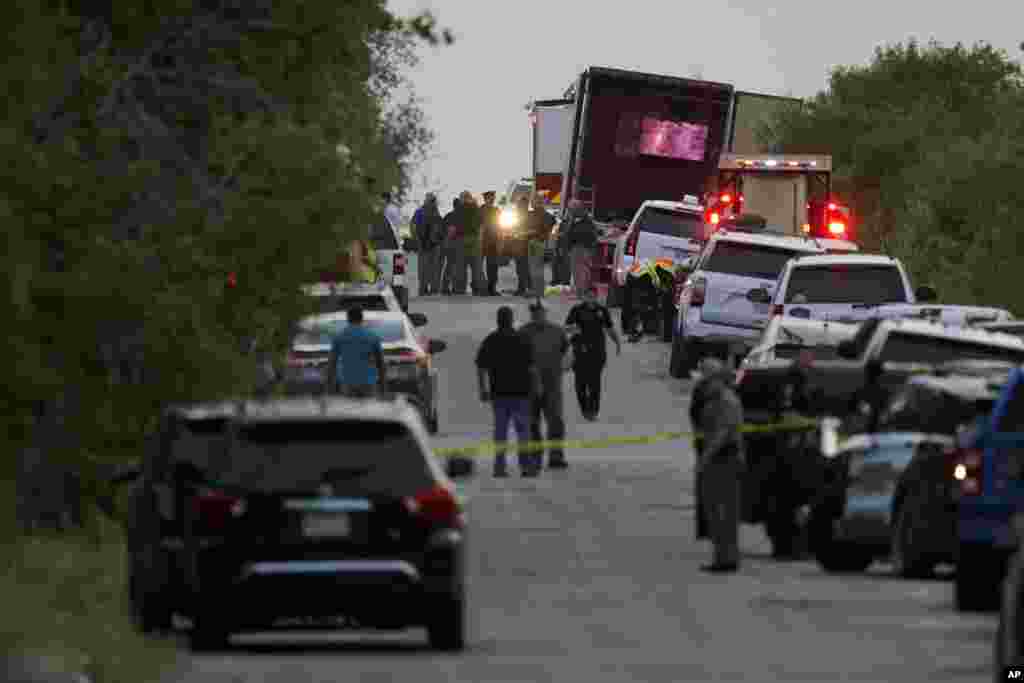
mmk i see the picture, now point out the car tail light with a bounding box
[772,304,784,316]
[393,253,406,275]
[828,222,846,236]
[404,485,463,528]
[948,446,983,495]
[192,489,246,531]
[691,277,706,306]
[624,228,640,257]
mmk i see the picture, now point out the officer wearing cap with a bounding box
[520,298,569,469]
[480,190,502,295]
[691,356,744,573]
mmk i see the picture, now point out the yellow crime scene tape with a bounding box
[432,416,824,458]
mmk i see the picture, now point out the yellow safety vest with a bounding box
[627,258,674,290]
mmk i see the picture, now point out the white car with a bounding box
[368,213,410,311]
[769,253,926,324]
[739,315,859,369]
[669,227,825,377]
[611,197,706,296]
[875,304,1014,327]
[302,281,405,315]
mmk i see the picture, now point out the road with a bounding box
[168,259,997,682]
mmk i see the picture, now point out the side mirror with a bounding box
[408,312,428,327]
[746,288,771,304]
[428,339,447,354]
[915,285,937,302]
[836,339,857,359]
[402,237,418,252]
[445,456,473,479]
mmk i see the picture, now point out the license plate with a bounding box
[302,513,350,538]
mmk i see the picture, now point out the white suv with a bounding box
[769,253,918,324]
[669,228,824,377]
[611,197,706,293]
[369,213,410,310]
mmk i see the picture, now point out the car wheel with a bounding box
[957,542,1003,612]
[427,594,465,651]
[809,508,873,573]
[128,546,173,633]
[891,489,938,579]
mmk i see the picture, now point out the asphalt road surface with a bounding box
[168,259,997,682]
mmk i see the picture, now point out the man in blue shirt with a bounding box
[327,306,385,397]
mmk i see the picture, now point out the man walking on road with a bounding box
[413,193,444,296]
[327,306,385,398]
[520,299,569,470]
[690,357,744,573]
[476,306,541,477]
[441,197,461,295]
[565,286,620,420]
[527,194,555,297]
[480,190,502,295]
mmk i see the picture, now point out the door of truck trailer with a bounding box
[740,174,807,235]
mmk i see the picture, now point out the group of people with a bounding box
[412,192,601,299]
[475,288,621,477]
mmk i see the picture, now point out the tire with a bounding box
[957,542,1003,612]
[427,595,465,651]
[891,489,938,579]
[128,546,173,633]
[809,508,873,573]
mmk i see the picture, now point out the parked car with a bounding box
[302,281,405,316]
[737,315,858,376]
[369,213,410,311]
[669,225,825,377]
[955,364,1024,611]
[806,362,1011,576]
[175,397,468,651]
[284,310,444,434]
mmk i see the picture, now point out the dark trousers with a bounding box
[485,255,500,294]
[530,377,566,463]
[699,446,742,567]
[492,397,536,471]
[514,255,531,293]
[573,353,605,416]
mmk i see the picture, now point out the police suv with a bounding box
[669,226,825,377]
[611,196,706,298]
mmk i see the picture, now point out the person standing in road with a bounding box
[480,190,502,296]
[565,199,598,299]
[458,191,485,295]
[441,197,462,295]
[520,299,569,470]
[510,196,532,296]
[565,285,621,420]
[414,193,444,296]
[527,194,555,297]
[476,306,541,477]
[327,306,385,398]
[382,191,402,230]
[690,356,744,573]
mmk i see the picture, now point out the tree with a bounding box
[2,0,450,533]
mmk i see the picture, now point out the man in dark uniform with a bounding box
[690,356,744,573]
[520,299,569,469]
[565,286,621,420]
[480,191,502,296]
[440,197,461,295]
[510,196,531,296]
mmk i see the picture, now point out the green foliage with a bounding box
[760,39,1024,312]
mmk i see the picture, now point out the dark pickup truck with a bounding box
[732,316,1024,556]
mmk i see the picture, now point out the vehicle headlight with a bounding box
[499,209,518,229]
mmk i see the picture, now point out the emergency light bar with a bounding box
[718,154,832,172]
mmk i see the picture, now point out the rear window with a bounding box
[636,207,702,239]
[703,241,803,279]
[218,420,434,496]
[879,332,1024,365]
[310,295,389,315]
[369,217,399,250]
[295,318,408,345]
[784,264,906,305]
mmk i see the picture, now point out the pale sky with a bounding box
[385,0,1023,213]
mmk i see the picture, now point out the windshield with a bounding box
[703,242,804,279]
[879,332,1024,365]
[295,318,408,346]
[215,420,434,495]
[785,264,907,304]
[636,207,702,239]
[310,295,390,315]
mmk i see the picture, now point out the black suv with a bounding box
[122,397,469,651]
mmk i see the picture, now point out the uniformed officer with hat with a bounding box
[480,190,502,295]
